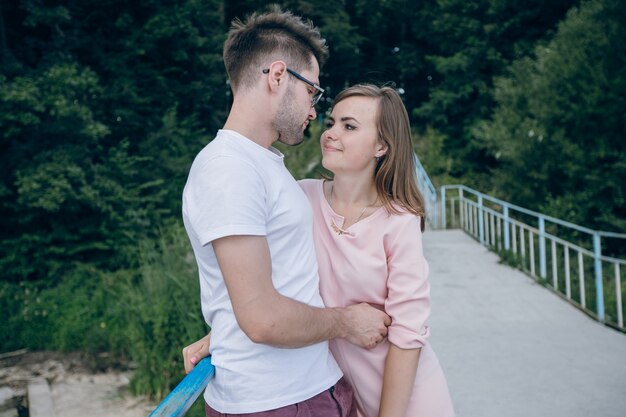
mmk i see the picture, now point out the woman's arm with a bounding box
[379,214,429,416]
[378,344,421,417]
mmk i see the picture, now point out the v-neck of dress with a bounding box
[318,180,386,236]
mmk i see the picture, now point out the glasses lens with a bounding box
[312,91,323,106]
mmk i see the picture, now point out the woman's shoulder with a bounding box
[387,202,423,219]
[297,178,322,186]
[297,178,322,191]
[383,204,424,231]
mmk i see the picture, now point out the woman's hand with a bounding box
[182,332,211,374]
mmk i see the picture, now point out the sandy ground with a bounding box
[0,351,156,417]
[50,373,155,417]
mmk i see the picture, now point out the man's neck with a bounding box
[223,96,277,149]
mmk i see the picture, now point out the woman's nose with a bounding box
[325,124,339,140]
[322,128,335,141]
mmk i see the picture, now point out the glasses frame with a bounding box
[262,68,325,106]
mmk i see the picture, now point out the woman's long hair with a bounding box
[332,84,426,231]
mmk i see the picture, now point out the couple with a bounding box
[181,6,454,417]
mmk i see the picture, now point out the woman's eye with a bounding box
[345,124,355,130]
[325,122,334,128]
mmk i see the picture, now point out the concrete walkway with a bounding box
[424,230,626,417]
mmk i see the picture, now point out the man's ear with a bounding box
[265,60,287,91]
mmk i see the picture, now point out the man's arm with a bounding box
[214,234,390,349]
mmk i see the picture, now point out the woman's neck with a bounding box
[329,175,379,207]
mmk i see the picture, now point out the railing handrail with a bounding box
[149,358,215,417]
[441,184,626,331]
[414,154,439,227]
[414,155,437,197]
[442,184,626,239]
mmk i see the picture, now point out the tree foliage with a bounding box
[414,0,578,185]
[1,0,225,282]
[474,0,626,233]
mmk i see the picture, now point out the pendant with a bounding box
[331,220,352,236]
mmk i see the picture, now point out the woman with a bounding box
[185,84,455,417]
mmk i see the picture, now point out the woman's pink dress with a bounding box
[300,179,455,417]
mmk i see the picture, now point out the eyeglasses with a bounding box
[262,68,325,106]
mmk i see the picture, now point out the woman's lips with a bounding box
[322,143,340,152]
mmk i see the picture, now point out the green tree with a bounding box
[414,0,577,187]
[475,0,626,235]
[0,0,225,282]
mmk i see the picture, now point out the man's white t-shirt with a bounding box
[182,129,342,413]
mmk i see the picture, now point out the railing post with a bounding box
[503,205,510,250]
[441,186,447,230]
[539,216,547,279]
[433,194,439,229]
[459,188,464,230]
[478,194,485,246]
[593,233,605,322]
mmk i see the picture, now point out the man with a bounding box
[181,6,390,417]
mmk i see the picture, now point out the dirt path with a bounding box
[0,351,156,416]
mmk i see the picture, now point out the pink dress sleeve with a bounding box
[384,214,431,349]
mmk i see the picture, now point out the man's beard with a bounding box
[272,87,306,146]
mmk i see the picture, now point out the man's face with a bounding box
[272,60,320,146]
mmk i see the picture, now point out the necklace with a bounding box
[329,183,377,235]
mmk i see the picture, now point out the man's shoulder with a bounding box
[196,131,239,159]
[191,135,256,174]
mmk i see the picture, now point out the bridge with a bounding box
[151,163,626,417]
[426,229,626,417]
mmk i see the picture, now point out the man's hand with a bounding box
[180,302,389,374]
[341,303,391,349]
[182,333,211,374]
[212,235,393,348]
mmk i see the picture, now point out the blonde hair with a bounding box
[332,84,426,231]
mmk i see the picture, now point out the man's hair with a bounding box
[223,5,328,91]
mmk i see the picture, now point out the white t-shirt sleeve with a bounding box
[184,155,267,246]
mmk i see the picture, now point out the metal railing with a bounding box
[441,184,626,331]
[149,358,214,417]
[414,154,439,228]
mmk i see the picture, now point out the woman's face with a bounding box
[320,96,385,174]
